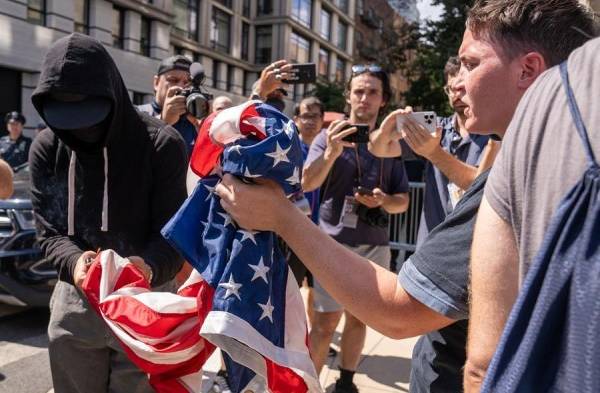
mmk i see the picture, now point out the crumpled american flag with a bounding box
[82,101,321,393]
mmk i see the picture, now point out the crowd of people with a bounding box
[3,0,598,392]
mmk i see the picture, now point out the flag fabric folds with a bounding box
[83,101,321,393]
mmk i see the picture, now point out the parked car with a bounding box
[0,164,56,307]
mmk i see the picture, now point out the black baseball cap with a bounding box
[157,55,192,76]
[43,96,111,130]
[4,111,26,125]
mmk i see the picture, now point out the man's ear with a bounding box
[517,52,547,90]
[152,75,160,92]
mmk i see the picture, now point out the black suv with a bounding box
[0,164,56,307]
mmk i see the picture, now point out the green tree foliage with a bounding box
[309,80,347,113]
[402,0,473,116]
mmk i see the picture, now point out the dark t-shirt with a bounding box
[0,135,32,169]
[398,170,490,393]
[137,101,197,157]
[401,115,488,246]
[305,130,409,246]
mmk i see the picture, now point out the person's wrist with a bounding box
[323,146,339,162]
[426,145,443,163]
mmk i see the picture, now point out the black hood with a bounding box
[31,33,142,151]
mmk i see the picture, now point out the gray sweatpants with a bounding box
[47,281,168,393]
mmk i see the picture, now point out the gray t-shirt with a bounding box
[485,37,600,280]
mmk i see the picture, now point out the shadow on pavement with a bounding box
[358,353,412,387]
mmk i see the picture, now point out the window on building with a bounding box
[213,61,221,88]
[336,58,346,82]
[318,48,329,77]
[173,0,199,41]
[242,0,251,17]
[27,0,45,26]
[241,22,250,61]
[290,32,311,101]
[257,0,273,16]
[320,8,331,40]
[243,71,256,96]
[334,0,348,13]
[215,0,232,8]
[291,0,312,28]
[357,0,364,15]
[290,31,310,63]
[227,65,235,91]
[140,17,151,56]
[337,21,348,51]
[132,92,151,105]
[255,26,272,64]
[74,0,89,34]
[211,7,231,53]
[112,6,125,49]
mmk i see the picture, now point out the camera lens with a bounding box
[186,92,209,119]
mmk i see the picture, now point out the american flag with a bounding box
[83,101,321,393]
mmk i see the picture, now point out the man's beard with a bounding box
[353,109,378,123]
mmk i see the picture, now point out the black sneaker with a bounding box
[332,379,359,393]
[328,346,338,357]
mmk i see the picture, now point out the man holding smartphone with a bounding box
[301,66,410,393]
[394,57,491,246]
[213,1,595,392]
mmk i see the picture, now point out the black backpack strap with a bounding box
[560,61,598,168]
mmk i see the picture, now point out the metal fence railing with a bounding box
[389,181,425,262]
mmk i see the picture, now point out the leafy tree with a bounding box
[309,80,347,113]
[402,0,474,116]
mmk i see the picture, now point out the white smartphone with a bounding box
[396,111,438,135]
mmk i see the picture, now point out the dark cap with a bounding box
[157,55,192,76]
[4,111,26,125]
[43,96,111,130]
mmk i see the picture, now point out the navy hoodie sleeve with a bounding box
[140,125,188,286]
[29,131,84,284]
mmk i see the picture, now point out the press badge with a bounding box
[341,195,359,228]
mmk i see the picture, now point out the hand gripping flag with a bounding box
[83,101,321,393]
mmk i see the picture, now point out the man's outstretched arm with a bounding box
[464,196,519,392]
[216,175,454,339]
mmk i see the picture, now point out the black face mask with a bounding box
[67,122,107,144]
[58,117,110,152]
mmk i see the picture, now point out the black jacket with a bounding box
[29,33,187,286]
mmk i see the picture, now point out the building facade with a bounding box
[0,0,355,135]
[354,0,409,104]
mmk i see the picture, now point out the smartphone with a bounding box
[355,186,374,196]
[396,111,438,134]
[282,63,317,84]
[342,124,370,143]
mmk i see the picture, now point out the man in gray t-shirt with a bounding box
[467,36,600,390]
[484,37,600,279]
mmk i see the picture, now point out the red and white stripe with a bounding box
[82,250,321,393]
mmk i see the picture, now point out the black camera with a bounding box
[356,205,389,228]
[177,62,213,119]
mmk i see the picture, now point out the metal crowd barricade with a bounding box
[389,181,425,264]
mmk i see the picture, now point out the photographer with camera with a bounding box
[138,55,212,157]
[301,65,409,392]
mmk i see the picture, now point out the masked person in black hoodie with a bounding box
[29,33,187,393]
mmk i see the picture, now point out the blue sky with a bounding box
[416,0,443,21]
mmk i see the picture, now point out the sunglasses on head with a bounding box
[351,64,383,75]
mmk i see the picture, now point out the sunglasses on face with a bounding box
[351,64,383,75]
